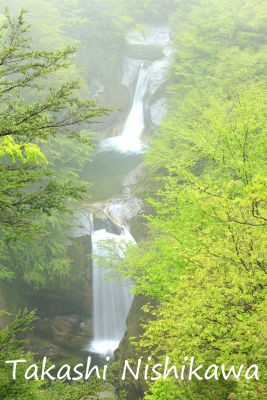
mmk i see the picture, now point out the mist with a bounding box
[0,1,266,399]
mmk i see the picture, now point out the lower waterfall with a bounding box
[89,221,134,355]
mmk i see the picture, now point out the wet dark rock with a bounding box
[113,296,153,400]
[38,343,61,358]
[52,314,79,345]
[79,319,93,337]
[51,314,93,347]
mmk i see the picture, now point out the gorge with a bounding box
[83,26,171,357]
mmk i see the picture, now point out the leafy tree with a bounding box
[0,310,103,400]
[0,309,42,400]
[108,1,267,399]
[0,8,108,284]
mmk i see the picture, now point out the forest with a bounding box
[0,0,266,399]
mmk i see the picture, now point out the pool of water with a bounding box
[82,149,141,202]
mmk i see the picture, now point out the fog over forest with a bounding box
[0,1,266,399]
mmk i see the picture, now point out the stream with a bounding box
[84,26,172,357]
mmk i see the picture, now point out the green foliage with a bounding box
[144,380,180,400]
[5,214,74,287]
[38,380,102,400]
[0,310,102,400]
[0,309,42,400]
[0,8,108,285]
[110,0,267,399]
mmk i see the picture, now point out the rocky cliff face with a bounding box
[18,233,94,357]
[112,295,154,400]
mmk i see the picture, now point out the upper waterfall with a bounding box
[98,26,171,155]
[99,64,149,154]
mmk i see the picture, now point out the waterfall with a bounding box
[89,217,134,355]
[86,26,171,355]
[99,64,149,154]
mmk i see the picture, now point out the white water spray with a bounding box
[88,26,171,355]
[100,65,149,154]
[89,216,134,355]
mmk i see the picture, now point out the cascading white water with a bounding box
[87,26,171,355]
[89,220,134,355]
[99,65,149,154]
